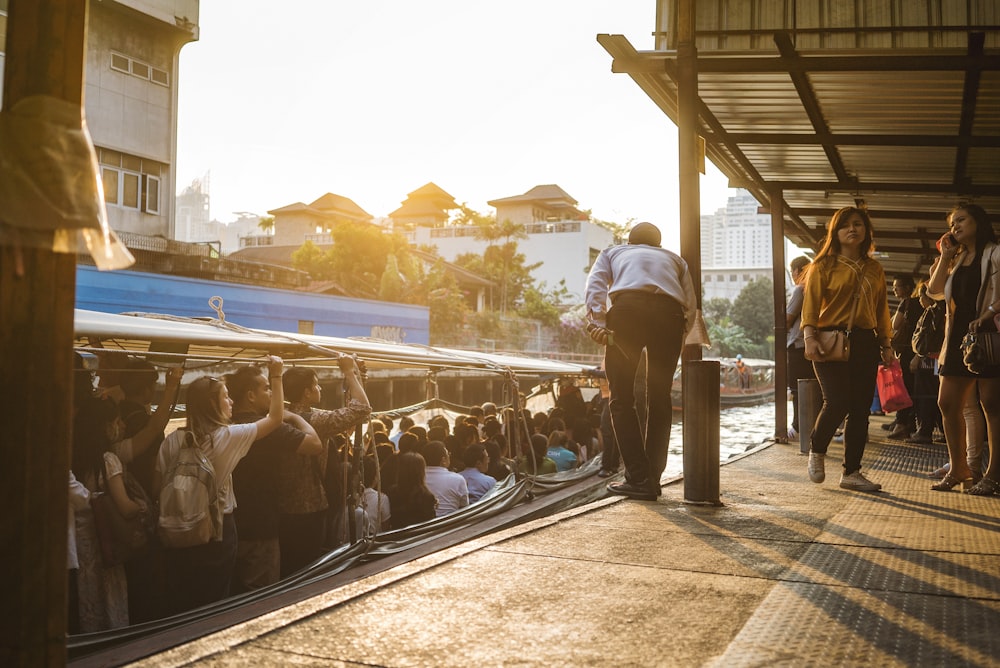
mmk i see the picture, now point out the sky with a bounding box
[175,1,736,249]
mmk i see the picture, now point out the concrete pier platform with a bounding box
[136,421,1000,667]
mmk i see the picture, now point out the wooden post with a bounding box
[0,1,88,664]
[677,0,701,362]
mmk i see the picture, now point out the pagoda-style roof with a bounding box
[389,199,453,219]
[390,182,458,220]
[268,193,371,221]
[487,184,579,208]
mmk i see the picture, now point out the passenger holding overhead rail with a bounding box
[228,365,321,592]
[282,358,372,576]
[154,356,289,615]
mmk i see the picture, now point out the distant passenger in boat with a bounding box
[423,440,470,515]
[447,421,479,473]
[481,401,498,419]
[519,433,558,475]
[228,366,321,592]
[388,453,437,529]
[735,355,752,391]
[390,416,414,449]
[360,456,391,533]
[585,221,696,501]
[459,443,497,502]
[546,430,578,472]
[282,358,372,577]
[485,440,512,482]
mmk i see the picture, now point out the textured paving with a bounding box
[135,420,1000,668]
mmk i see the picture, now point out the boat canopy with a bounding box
[74,309,591,377]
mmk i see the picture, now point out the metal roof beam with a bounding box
[954,33,985,186]
[612,52,1000,75]
[712,133,1000,148]
[768,181,998,195]
[779,208,950,224]
[774,32,850,184]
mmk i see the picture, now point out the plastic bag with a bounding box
[876,358,913,414]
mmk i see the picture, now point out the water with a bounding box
[662,401,780,479]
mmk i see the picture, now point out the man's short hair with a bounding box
[427,425,447,443]
[628,222,661,247]
[463,442,488,469]
[481,401,497,416]
[423,440,448,467]
[398,432,419,454]
[225,366,265,405]
[399,416,415,431]
[283,367,317,403]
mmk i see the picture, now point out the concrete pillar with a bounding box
[683,360,722,505]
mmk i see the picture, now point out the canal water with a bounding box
[662,401,782,479]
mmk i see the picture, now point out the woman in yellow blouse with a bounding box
[801,207,894,492]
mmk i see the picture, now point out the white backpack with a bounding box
[157,430,222,548]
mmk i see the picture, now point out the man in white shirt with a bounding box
[585,222,695,501]
[422,440,469,516]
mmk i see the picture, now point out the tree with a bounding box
[703,297,732,324]
[378,254,405,302]
[257,215,275,235]
[708,320,754,358]
[518,280,571,327]
[592,216,635,245]
[731,278,774,343]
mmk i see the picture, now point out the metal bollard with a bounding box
[797,378,822,454]
[683,359,722,505]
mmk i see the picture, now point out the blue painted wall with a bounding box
[76,266,430,344]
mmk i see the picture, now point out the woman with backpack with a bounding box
[155,356,288,614]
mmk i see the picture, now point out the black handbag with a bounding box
[90,471,154,567]
[960,330,1000,374]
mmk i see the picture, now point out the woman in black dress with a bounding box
[926,205,1000,494]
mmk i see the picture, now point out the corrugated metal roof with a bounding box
[599,26,1000,280]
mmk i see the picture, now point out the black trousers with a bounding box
[605,292,685,487]
[164,513,238,615]
[810,330,880,474]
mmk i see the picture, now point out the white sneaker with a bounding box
[839,470,882,492]
[788,427,798,440]
[808,451,825,483]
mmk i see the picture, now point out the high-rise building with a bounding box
[701,189,774,301]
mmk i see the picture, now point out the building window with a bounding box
[298,321,315,335]
[110,51,169,87]
[97,147,163,213]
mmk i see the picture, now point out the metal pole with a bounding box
[683,360,722,505]
[770,186,788,439]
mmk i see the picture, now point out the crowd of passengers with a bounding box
[68,354,612,633]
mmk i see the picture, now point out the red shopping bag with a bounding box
[877,359,913,413]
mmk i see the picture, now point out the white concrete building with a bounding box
[701,189,774,301]
[1,0,199,239]
[405,185,614,302]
